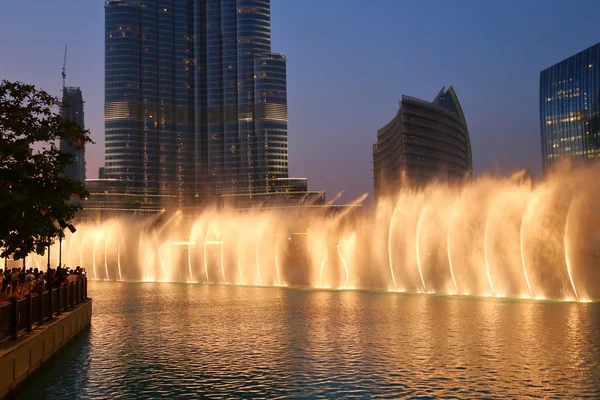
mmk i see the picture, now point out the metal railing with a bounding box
[0,279,88,343]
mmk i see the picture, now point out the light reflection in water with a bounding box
[8,282,600,399]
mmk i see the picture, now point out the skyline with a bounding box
[1,1,600,203]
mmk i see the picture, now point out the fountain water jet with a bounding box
[337,242,349,289]
[236,242,244,285]
[158,243,168,282]
[274,235,281,286]
[117,241,123,281]
[483,209,496,296]
[220,237,226,284]
[104,234,110,280]
[564,198,580,300]
[56,166,600,301]
[519,194,538,298]
[446,201,459,294]
[387,206,398,290]
[255,235,262,285]
[415,204,429,293]
[319,250,328,288]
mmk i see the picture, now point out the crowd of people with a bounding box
[0,265,86,305]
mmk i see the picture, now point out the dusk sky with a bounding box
[1,1,599,203]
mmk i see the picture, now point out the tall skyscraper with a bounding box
[104,0,288,207]
[60,87,86,182]
[540,42,600,172]
[372,87,472,202]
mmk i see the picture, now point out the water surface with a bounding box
[9,282,600,399]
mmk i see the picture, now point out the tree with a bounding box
[0,80,93,260]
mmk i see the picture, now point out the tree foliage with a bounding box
[0,80,93,260]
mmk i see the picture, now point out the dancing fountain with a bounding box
[32,167,600,302]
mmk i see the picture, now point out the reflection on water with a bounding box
[9,282,600,399]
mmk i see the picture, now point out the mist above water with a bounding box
[34,165,600,301]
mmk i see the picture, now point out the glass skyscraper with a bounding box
[104,0,288,206]
[372,87,472,202]
[540,42,600,172]
[60,87,86,183]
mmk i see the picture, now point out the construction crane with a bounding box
[62,44,68,89]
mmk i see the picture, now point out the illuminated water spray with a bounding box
[220,237,226,284]
[519,195,538,298]
[319,248,328,288]
[117,241,123,281]
[564,198,579,300]
[387,206,398,290]
[483,210,496,296]
[92,230,102,280]
[446,202,459,294]
[187,225,198,282]
[337,242,349,289]
[158,243,168,282]
[255,235,262,285]
[237,242,244,285]
[415,204,429,293]
[203,230,210,283]
[104,234,110,280]
[274,235,281,286]
[58,167,600,301]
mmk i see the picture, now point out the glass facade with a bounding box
[236,1,272,194]
[540,42,600,172]
[104,0,288,207]
[60,87,86,182]
[373,87,472,202]
[254,53,288,192]
[80,178,172,220]
[105,0,195,206]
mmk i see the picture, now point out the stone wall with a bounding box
[0,300,92,398]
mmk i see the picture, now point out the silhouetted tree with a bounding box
[0,80,92,260]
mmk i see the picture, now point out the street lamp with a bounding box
[56,219,76,269]
[46,236,53,272]
[49,219,76,271]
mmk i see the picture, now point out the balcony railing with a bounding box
[0,279,88,343]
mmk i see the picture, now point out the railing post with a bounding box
[84,279,87,299]
[75,280,79,304]
[48,287,53,320]
[70,283,75,308]
[11,298,18,340]
[26,293,33,332]
[57,287,62,316]
[39,291,44,324]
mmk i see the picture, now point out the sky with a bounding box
[1,0,599,204]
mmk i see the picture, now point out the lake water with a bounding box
[9,282,600,399]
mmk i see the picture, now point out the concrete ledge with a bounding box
[0,299,92,399]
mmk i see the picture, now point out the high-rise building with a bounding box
[60,87,86,182]
[104,0,288,207]
[372,87,472,202]
[540,42,600,172]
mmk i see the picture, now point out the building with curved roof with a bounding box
[372,86,472,202]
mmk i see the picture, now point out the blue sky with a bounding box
[1,1,599,202]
